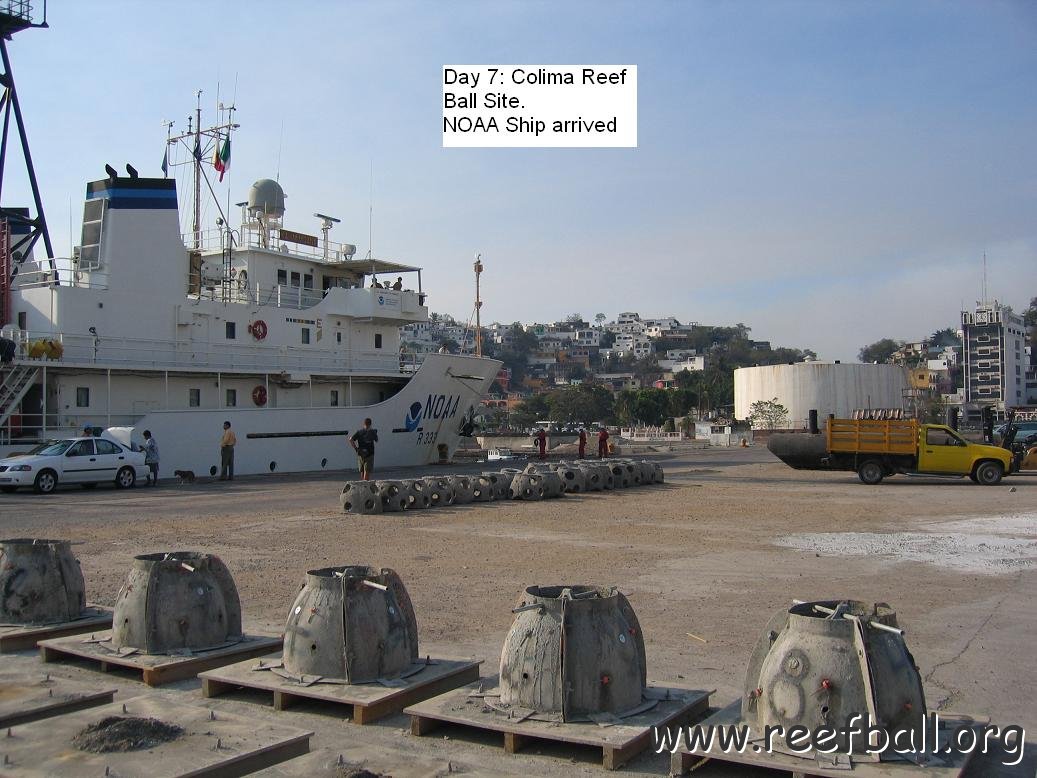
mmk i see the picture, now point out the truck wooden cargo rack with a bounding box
[827,418,918,455]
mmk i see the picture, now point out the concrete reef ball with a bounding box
[480,472,510,500]
[283,565,418,683]
[0,538,86,625]
[375,481,409,512]
[341,481,383,514]
[742,600,926,753]
[499,585,647,720]
[448,475,475,504]
[422,476,455,507]
[471,474,498,502]
[111,551,242,654]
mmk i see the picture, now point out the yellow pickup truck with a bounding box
[768,418,1013,485]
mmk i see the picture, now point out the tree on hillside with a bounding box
[595,313,606,326]
[1024,297,1037,327]
[858,338,902,364]
[564,313,584,324]
[547,384,614,425]
[747,398,789,430]
[632,355,662,383]
[511,394,550,430]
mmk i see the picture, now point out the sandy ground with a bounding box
[1,447,1035,776]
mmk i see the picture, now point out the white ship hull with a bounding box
[133,352,499,477]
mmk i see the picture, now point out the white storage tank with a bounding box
[734,362,910,428]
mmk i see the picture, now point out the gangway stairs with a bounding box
[0,362,38,435]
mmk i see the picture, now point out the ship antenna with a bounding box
[367,159,375,259]
[982,252,988,304]
[275,119,284,183]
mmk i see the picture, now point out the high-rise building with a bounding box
[961,301,1026,412]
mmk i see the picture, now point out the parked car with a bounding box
[0,436,148,494]
[995,421,1037,444]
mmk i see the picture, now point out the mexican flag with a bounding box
[213,136,231,182]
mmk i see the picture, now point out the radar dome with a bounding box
[247,179,285,219]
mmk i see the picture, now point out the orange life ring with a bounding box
[252,385,268,406]
[249,320,268,340]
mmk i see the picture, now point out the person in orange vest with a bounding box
[535,428,547,460]
[578,427,587,459]
[597,427,609,459]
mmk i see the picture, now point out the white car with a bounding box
[0,436,149,494]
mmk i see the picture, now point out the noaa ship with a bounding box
[0,146,500,478]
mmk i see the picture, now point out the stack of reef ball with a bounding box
[497,585,648,721]
[741,600,927,757]
[340,459,662,514]
[0,538,87,625]
[110,552,242,653]
[282,565,419,682]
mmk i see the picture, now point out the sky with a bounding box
[6,0,1037,360]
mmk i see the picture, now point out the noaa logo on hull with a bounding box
[392,394,462,434]
[404,402,423,431]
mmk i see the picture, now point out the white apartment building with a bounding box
[961,301,1026,410]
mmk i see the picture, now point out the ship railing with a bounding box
[12,264,109,290]
[192,282,426,315]
[188,227,362,264]
[0,328,420,375]
[192,282,327,310]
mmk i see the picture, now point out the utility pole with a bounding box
[474,254,483,357]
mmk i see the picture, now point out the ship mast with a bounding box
[474,254,483,357]
[165,94,239,249]
[193,90,201,250]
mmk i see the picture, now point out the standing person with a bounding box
[391,277,403,290]
[219,420,236,481]
[578,427,587,459]
[350,418,378,480]
[142,430,160,487]
[535,428,547,460]
[597,427,610,459]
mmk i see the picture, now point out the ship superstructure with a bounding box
[0,86,499,476]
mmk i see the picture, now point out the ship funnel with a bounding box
[247,179,286,220]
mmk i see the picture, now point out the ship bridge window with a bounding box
[374,333,382,349]
[225,322,236,339]
[79,198,105,269]
[303,273,313,290]
[76,387,90,407]
[189,388,200,407]
[226,389,237,407]
[302,327,310,344]
[330,390,339,407]
[277,269,287,285]
[290,271,301,287]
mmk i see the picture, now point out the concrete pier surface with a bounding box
[2,447,1034,776]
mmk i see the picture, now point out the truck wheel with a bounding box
[857,460,884,485]
[973,461,1003,486]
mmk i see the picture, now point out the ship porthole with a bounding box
[321,458,328,468]
[209,466,218,477]
[269,461,277,472]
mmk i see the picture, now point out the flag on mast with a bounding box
[213,136,231,182]
[160,146,168,178]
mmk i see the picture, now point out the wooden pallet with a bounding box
[405,675,712,770]
[37,629,283,686]
[0,606,113,653]
[0,670,116,727]
[199,654,481,724]
[670,700,983,777]
[0,693,311,777]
